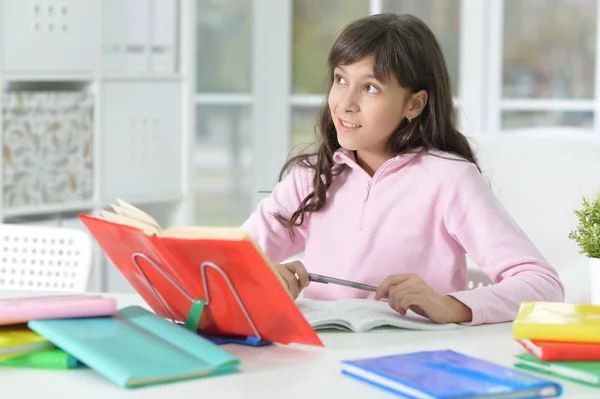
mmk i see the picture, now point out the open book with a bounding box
[96,198,286,289]
[98,198,250,240]
[296,298,461,332]
[80,199,324,347]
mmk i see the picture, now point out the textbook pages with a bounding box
[98,198,249,240]
[296,298,461,332]
[94,198,290,293]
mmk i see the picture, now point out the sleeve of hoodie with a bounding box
[443,162,565,325]
[241,164,312,264]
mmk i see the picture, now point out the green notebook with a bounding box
[515,353,600,387]
[0,348,80,369]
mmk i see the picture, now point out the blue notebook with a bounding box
[28,306,241,388]
[341,350,562,399]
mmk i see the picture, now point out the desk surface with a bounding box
[0,290,597,399]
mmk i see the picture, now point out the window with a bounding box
[192,0,599,227]
[291,0,368,149]
[493,0,597,131]
[194,0,253,226]
[380,0,461,95]
[290,0,463,149]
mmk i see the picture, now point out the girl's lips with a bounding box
[337,118,362,132]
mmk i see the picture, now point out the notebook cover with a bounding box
[513,302,600,343]
[79,214,323,347]
[517,339,600,361]
[0,348,80,369]
[0,325,53,360]
[341,350,562,399]
[514,353,600,387]
[28,306,241,388]
[0,294,118,326]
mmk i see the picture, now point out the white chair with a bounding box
[0,224,92,292]
[469,128,600,303]
[466,267,492,290]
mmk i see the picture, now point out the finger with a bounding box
[284,261,298,271]
[388,288,420,315]
[391,291,406,315]
[284,261,309,290]
[385,289,403,314]
[387,280,423,298]
[399,294,421,315]
[281,271,299,299]
[293,262,310,289]
[409,305,428,318]
[375,274,411,300]
[288,279,300,299]
[378,275,417,300]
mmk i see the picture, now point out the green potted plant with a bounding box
[569,190,600,304]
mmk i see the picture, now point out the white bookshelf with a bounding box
[0,0,195,293]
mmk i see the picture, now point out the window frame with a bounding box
[486,0,600,133]
[192,0,600,223]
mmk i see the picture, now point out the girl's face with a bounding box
[328,56,424,164]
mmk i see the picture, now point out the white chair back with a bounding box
[0,224,92,292]
[469,129,600,303]
[466,267,492,290]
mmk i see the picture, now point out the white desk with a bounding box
[0,291,597,399]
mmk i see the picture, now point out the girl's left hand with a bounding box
[375,273,472,324]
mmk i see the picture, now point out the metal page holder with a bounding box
[130,252,271,347]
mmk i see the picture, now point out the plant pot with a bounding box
[590,258,600,305]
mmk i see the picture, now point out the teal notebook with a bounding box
[28,306,241,388]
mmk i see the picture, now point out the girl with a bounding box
[241,13,564,325]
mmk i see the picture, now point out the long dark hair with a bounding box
[275,13,478,236]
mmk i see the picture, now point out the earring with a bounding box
[407,116,412,123]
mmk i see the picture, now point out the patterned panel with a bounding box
[2,91,94,208]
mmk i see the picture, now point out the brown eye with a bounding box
[335,74,347,85]
[365,84,379,94]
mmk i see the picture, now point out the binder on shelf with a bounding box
[102,0,126,71]
[150,0,178,72]
[122,0,150,71]
[79,209,323,347]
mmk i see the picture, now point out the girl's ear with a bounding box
[408,90,428,118]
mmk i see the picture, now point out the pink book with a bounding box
[0,295,118,326]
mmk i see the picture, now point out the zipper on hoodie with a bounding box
[359,181,372,231]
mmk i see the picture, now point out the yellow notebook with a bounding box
[0,325,53,360]
[513,302,600,343]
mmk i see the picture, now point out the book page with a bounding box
[295,299,354,331]
[112,198,161,229]
[100,199,251,240]
[297,298,461,332]
[162,226,250,240]
[98,210,160,236]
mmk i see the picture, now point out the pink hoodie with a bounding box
[241,148,565,325]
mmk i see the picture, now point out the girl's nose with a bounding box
[339,89,360,113]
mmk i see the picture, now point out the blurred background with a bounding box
[0,0,599,296]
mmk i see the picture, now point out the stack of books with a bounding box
[513,301,600,387]
[0,294,117,370]
[0,294,241,388]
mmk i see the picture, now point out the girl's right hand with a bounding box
[276,260,310,299]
